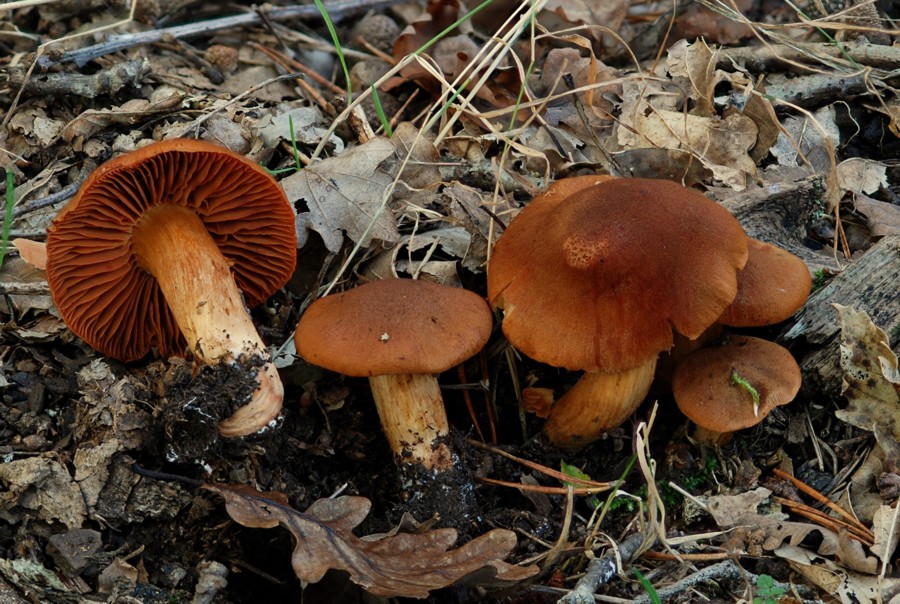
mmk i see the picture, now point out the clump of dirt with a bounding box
[158,355,266,461]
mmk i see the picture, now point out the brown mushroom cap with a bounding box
[671,335,801,433]
[295,278,493,376]
[718,239,811,327]
[46,139,297,361]
[487,178,749,372]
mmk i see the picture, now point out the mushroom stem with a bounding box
[692,426,734,446]
[368,373,453,471]
[133,205,283,437]
[543,359,657,450]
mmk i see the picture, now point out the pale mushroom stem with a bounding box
[368,373,453,471]
[692,426,734,446]
[133,205,283,437]
[544,358,658,450]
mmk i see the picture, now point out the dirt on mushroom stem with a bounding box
[159,355,269,461]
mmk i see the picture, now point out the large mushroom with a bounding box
[46,139,297,437]
[672,335,802,445]
[294,278,492,471]
[488,177,749,449]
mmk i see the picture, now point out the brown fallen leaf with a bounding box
[834,303,900,439]
[852,194,900,238]
[707,487,840,555]
[283,136,399,253]
[204,483,538,598]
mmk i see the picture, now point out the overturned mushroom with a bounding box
[294,278,492,471]
[46,139,297,437]
[488,177,749,450]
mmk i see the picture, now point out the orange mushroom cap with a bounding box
[487,178,749,372]
[46,139,297,361]
[295,279,493,377]
[671,335,801,433]
[718,239,812,327]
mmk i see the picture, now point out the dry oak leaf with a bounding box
[283,137,399,253]
[707,487,840,555]
[835,303,900,439]
[205,484,538,598]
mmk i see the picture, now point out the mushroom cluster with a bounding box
[47,139,297,437]
[487,176,809,449]
[52,141,808,457]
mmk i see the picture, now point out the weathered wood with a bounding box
[717,176,837,275]
[784,234,900,398]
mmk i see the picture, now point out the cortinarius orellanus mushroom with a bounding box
[294,278,492,471]
[488,177,750,450]
[46,139,297,437]
[671,335,802,445]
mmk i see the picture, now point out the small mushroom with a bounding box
[719,238,812,327]
[488,177,749,449]
[294,278,492,471]
[656,239,811,384]
[671,335,801,445]
[46,139,297,437]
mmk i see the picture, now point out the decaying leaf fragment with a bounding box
[834,303,900,439]
[707,487,840,555]
[283,137,399,253]
[205,484,538,598]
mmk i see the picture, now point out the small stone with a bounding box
[351,14,401,53]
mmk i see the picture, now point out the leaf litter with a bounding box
[205,483,538,598]
[3,0,900,601]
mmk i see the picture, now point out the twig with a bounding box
[0,283,50,295]
[12,183,79,220]
[629,560,819,604]
[36,0,402,69]
[457,364,485,442]
[772,468,873,537]
[556,531,648,604]
[252,42,346,96]
[476,476,611,496]
[8,59,150,98]
[640,550,734,561]
[773,496,874,545]
[718,41,900,73]
[467,439,611,488]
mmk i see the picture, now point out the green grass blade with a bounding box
[0,169,14,272]
[370,86,393,137]
[633,568,662,604]
[312,0,353,103]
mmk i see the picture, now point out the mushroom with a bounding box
[294,278,492,471]
[46,139,297,437]
[718,238,812,327]
[656,239,811,385]
[488,177,749,450]
[671,335,801,445]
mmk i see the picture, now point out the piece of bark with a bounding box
[784,234,900,398]
[715,176,836,275]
